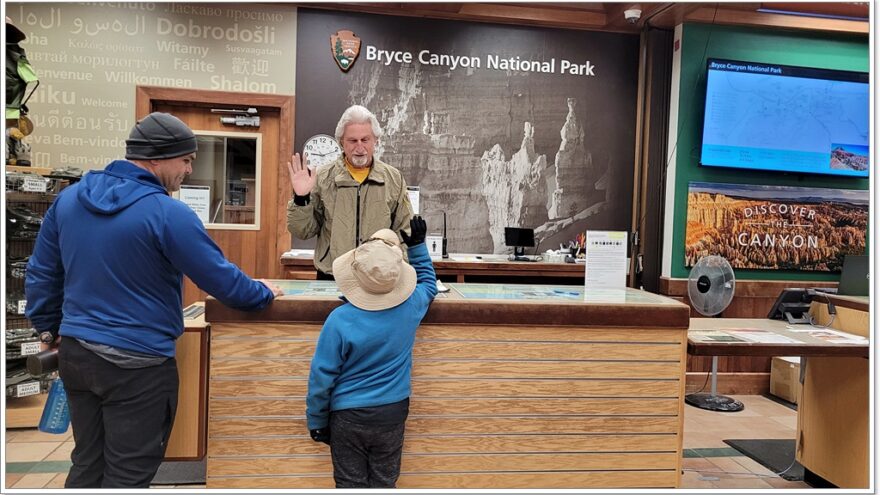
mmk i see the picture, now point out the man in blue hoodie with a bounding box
[306,217,436,488]
[25,112,283,488]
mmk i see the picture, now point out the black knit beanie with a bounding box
[125,112,197,160]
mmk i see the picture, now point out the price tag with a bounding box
[22,176,47,193]
[16,382,40,397]
[17,300,27,315]
[20,342,41,356]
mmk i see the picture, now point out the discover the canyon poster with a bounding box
[685,182,868,271]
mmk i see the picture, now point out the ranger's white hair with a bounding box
[335,105,383,142]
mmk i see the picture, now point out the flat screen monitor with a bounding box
[838,254,868,296]
[767,288,812,324]
[701,58,869,178]
[504,227,535,258]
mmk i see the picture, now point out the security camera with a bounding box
[624,8,642,24]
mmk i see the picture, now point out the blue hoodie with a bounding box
[306,242,437,430]
[25,160,274,357]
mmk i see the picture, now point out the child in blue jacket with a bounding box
[306,216,437,488]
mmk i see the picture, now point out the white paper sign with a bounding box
[407,186,420,214]
[179,185,211,224]
[17,299,27,315]
[425,234,444,257]
[584,230,627,290]
[22,175,47,193]
[16,382,40,397]
[20,342,41,356]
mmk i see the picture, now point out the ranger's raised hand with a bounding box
[287,152,318,197]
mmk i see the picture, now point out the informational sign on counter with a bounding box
[407,186,420,214]
[584,230,627,290]
[426,234,444,257]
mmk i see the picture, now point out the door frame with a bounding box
[135,85,294,274]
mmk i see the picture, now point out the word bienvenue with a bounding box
[365,46,596,76]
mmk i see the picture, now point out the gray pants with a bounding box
[329,411,406,488]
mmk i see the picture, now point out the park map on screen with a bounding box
[700,59,869,178]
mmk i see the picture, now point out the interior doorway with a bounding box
[135,86,293,305]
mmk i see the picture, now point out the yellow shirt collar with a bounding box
[344,156,372,184]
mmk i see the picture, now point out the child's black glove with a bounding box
[400,215,427,247]
[310,428,331,445]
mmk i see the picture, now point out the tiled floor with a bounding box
[4,394,809,489]
[681,395,809,489]
[3,427,203,489]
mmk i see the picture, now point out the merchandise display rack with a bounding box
[5,164,68,426]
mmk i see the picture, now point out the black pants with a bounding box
[330,411,406,488]
[58,338,179,488]
[316,270,335,281]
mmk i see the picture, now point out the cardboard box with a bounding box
[770,356,801,404]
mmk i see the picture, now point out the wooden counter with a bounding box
[660,277,840,394]
[164,303,209,461]
[688,318,868,358]
[204,283,690,489]
[281,255,585,282]
[797,297,869,488]
[685,304,870,488]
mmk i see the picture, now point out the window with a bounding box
[176,131,261,230]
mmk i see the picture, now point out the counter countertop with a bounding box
[206,282,689,328]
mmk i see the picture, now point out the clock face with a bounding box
[303,134,342,170]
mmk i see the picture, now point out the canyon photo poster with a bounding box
[685,182,868,271]
[295,8,639,254]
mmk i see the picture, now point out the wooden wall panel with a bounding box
[210,433,678,456]
[209,470,680,489]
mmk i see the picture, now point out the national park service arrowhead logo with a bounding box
[330,30,361,72]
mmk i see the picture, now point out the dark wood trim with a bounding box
[165,324,209,462]
[823,294,869,313]
[206,295,690,329]
[685,372,770,396]
[197,325,209,460]
[136,86,294,110]
[659,277,838,298]
[296,2,867,34]
[688,340,867,359]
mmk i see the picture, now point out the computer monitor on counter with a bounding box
[504,227,535,259]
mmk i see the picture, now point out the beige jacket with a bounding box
[287,157,413,274]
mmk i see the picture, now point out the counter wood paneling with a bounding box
[205,284,689,489]
[164,303,209,460]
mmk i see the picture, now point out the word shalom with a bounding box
[365,46,596,76]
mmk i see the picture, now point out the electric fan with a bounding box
[685,255,744,412]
